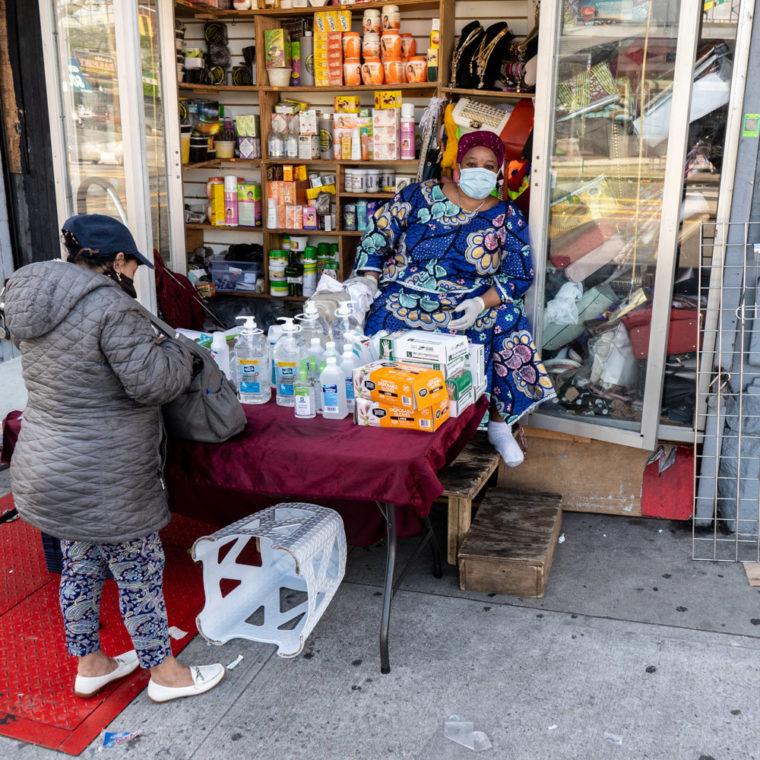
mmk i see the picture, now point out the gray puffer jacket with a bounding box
[4,260,193,543]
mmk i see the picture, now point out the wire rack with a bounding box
[693,221,760,561]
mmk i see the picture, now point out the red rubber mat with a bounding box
[0,494,214,755]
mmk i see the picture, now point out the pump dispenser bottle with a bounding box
[295,299,329,347]
[331,301,360,354]
[233,315,270,404]
[273,317,303,407]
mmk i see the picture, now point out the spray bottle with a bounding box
[234,315,270,404]
[210,332,231,380]
[320,355,349,419]
[273,317,303,407]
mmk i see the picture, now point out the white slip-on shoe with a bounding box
[147,664,225,704]
[74,650,140,698]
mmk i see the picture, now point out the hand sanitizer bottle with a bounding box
[320,355,348,419]
[210,332,231,380]
[294,359,317,419]
[340,346,359,413]
[273,317,303,407]
[332,301,360,354]
[234,315,270,404]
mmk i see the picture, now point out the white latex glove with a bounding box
[350,274,379,297]
[448,296,486,331]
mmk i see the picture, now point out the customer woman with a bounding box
[351,130,555,465]
[3,214,225,702]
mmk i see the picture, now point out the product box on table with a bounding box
[466,341,486,390]
[354,397,450,432]
[446,369,475,418]
[353,360,447,411]
[379,330,470,378]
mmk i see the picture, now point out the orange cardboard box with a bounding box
[354,396,450,432]
[352,360,447,410]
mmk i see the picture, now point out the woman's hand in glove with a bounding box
[350,274,379,297]
[448,296,486,331]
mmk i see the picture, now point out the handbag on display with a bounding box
[621,306,701,359]
[134,301,247,443]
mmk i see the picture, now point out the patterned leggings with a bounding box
[59,532,173,669]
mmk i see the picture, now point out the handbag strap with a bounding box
[130,298,180,340]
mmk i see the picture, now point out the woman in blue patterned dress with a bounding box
[350,131,555,465]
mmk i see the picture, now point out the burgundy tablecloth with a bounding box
[1,411,22,464]
[166,397,488,545]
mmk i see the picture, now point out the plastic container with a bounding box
[300,32,315,86]
[273,317,303,407]
[331,301,361,354]
[224,175,239,226]
[295,299,329,346]
[400,103,416,160]
[210,332,231,381]
[294,359,317,419]
[234,315,270,404]
[268,67,292,87]
[340,346,359,413]
[210,260,261,292]
[320,355,349,419]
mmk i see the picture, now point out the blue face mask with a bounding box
[458,167,498,200]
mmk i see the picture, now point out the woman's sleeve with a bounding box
[99,306,193,406]
[353,188,413,275]
[493,203,535,302]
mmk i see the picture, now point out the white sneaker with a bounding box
[147,664,225,703]
[74,650,140,698]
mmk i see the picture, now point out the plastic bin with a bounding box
[209,260,262,293]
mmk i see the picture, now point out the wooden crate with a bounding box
[438,432,501,565]
[458,489,562,598]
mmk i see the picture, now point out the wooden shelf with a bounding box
[176,0,440,18]
[264,158,418,167]
[260,83,438,94]
[337,191,394,199]
[441,87,535,100]
[267,228,351,236]
[183,159,221,170]
[182,158,262,171]
[187,223,264,231]
[178,82,258,93]
[213,291,307,300]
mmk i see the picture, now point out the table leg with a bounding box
[379,502,396,675]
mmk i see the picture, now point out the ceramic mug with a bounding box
[343,58,362,86]
[405,56,427,83]
[362,32,380,60]
[343,32,361,61]
[400,33,416,60]
[380,30,401,62]
[383,58,404,85]
[361,57,384,85]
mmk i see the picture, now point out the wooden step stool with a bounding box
[438,432,501,565]
[458,489,562,598]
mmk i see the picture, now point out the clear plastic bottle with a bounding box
[320,355,349,419]
[306,337,324,381]
[331,301,361,354]
[315,359,327,414]
[322,339,338,362]
[295,300,330,347]
[234,315,270,404]
[294,359,317,419]
[340,346,359,413]
[210,332,231,380]
[267,323,283,385]
[273,317,303,407]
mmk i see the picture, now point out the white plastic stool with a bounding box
[191,503,346,657]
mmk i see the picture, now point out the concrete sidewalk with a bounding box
[1,472,759,759]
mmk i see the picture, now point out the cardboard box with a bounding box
[446,370,474,417]
[354,396,450,432]
[374,90,403,109]
[237,183,261,227]
[315,9,351,32]
[379,330,470,378]
[372,108,400,161]
[466,342,486,390]
[264,29,290,69]
[353,361,447,411]
[335,96,360,113]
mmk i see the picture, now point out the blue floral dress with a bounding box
[353,180,555,423]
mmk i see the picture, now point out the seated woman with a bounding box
[350,130,555,465]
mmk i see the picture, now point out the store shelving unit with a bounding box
[174,0,534,296]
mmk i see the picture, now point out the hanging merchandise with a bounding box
[234,315,270,404]
[449,21,485,89]
[273,317,304,407]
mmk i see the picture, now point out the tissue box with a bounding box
[379,330,470,378]
[353,361,447,411]
[354,397,450,432]
[446,370,475,417]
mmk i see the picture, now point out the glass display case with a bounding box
[529,0,747,448]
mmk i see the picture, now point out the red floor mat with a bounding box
[0,494,214,755]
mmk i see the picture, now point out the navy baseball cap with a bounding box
[61,214,154,269]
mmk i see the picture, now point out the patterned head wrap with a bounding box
[456,130,506,169]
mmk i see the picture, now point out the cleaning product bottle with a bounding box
[295,299,329,347]
[273,317,303,407]
[234,315,270,404]
[340,346,359,413]
[331,301,360,354]
[320,355,348,419]
[210,332,231,380]
[294,359,317,419]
